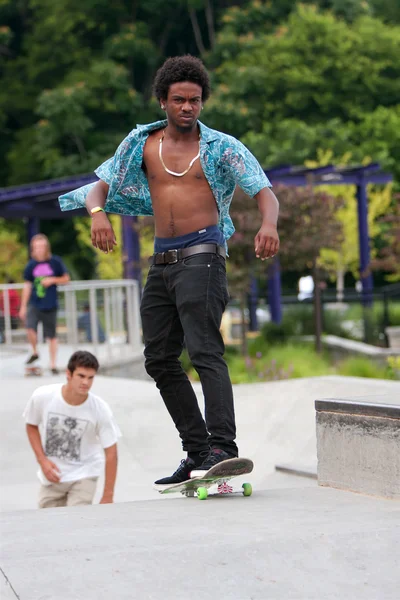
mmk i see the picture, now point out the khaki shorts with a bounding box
[38,477,98,509]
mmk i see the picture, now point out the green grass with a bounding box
[336,357,391,379]
[181,338,395,383]
[344,301,400,325]
[258,301,400,346]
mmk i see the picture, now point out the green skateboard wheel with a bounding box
[197,487,208,500]
[242,483,252,496]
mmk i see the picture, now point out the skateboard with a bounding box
[24,364,43,376]
[156,457,254,500]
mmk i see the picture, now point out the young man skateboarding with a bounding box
[19,234,70,374]
[59,55,279,486]
[24,351,120,508]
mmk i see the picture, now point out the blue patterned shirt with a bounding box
[58,120,271,242]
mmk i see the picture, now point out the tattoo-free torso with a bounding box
[143,129,219,237]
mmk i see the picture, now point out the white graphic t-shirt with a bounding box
[23,384,121,485]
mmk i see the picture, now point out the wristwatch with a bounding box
[90,206,105,216]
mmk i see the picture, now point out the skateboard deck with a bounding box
[156,457,254,500]
[24,365,43,376]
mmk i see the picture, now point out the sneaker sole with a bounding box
[190,457,252,479]
[153,479,193,491]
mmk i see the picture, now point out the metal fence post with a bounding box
[89,288,99,346]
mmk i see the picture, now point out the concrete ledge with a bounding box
[315,398,400,499]
[386,326,400,349]
[316,399,400,420]
[322,335,400,366]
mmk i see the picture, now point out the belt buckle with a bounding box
[166,249,178,264]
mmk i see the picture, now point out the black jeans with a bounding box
[140,253,238,456]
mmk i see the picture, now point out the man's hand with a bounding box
[99,494,114,504]
[254,222,280,260]
[19,306,27,322]
[91,212,117,254]
[39,457,61,483]
[40,277,56,288]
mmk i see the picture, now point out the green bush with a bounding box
[342,301,400,344]
[179,349,192,373]
[180,345,240,371]
[260,304,349,344]
[336,357,390,379]
[181,337,394,383]
[258,322,292,345]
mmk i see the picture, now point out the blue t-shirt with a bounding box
[23,256,68,310]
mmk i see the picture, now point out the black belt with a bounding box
[150,243,226,265]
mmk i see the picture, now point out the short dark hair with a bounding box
[153,55,211,103]
[67,351,99,373]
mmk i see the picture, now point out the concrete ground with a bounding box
[1,360,399,598]
[1,487,399,600]
[2,371,400,511]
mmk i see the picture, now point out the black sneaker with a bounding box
[26,353,39,365]
[154,458,196,489]
[51,368,59,375]
[190,448,235,478]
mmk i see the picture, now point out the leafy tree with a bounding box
[276,185,344,352]
[207,5,400,178]
[0,0,243,187]
[1,0,399,283]
[305,151,394,294]
[0,220,28,282]
[74,216,123,280]
[370,0,400,23]
[227,189,268,355]
[372,197,400,281]
[228,184,344,353]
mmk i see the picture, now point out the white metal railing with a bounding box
[0,280,142,357]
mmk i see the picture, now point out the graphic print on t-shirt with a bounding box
[32,263,54,299]
[45,412,88,462]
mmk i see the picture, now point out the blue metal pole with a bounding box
[268,258,282,324]
[26,216,40,244]
[248,275,258,331]
[356,179,373,306]
[122,216,141,283]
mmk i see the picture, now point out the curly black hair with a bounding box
[153,55,211,103]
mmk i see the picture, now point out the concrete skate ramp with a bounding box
[1,487,399,600]
[1,375,400,511]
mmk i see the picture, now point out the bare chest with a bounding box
[142,134,207,185]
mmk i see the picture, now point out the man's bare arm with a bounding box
[254,187,280,260]
[100,443,118,504]
[19,282,32,322]
[41,273,71,288]
[85,180,117,254]
[26,424,60,483]
[86,179,109,213]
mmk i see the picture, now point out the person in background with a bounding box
[0,278,20,342]
[19,234,70,374]
[78,304,106,343]
[298,275,314,302]
[23,350,120,508]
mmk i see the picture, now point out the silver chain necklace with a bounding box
[159,130,200,177]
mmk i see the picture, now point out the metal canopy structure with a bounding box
[0,173,95,219]
[266,162,391,186]
[0,163,393,321]
[264,163,393,320]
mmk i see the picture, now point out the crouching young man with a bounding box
[24,350,121,508]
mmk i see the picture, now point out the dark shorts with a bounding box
[26,305,57,339]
